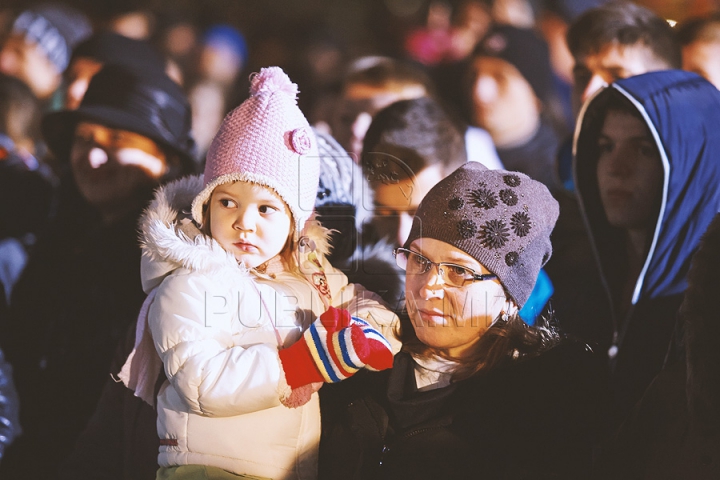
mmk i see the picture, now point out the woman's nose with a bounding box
[417,266,446,299]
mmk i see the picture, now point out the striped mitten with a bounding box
[279,307,394,391]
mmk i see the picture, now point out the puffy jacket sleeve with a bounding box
[149,270,290,417]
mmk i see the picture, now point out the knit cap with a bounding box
[404,162,559,307]
[192,67,320,228]
[11,3,92,73]
[475,24,554,104]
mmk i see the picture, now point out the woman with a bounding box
[319,162,609,479]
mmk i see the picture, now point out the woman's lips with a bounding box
[417,309,448,325]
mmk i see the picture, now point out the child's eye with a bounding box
[259,205,278,214]
[219,198,237,208]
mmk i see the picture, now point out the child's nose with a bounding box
[233,207,257,231]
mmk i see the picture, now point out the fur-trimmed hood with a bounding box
[138,174,332,293]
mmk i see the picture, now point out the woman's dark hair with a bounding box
[397,302,561,381]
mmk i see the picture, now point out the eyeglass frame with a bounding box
[393,247,498,287]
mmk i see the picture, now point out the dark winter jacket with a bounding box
[496,115,562,192]
[573,71,720,424]
[593,213,720,479]
[58,323,160,480]
[319,342,608,480]
[0,178,152,477]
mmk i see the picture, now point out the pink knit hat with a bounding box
[191,66,320,228]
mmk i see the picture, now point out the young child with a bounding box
[120,67,399,479]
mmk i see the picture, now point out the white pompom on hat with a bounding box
[191,66,320,229]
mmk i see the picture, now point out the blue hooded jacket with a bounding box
[573,70,720,420]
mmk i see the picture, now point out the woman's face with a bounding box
[405,237,507,358]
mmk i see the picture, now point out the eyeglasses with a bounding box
[394,248,498,288]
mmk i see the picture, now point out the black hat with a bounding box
[71,31,167,75]
[42,64,197,174]
[475,25,554,104]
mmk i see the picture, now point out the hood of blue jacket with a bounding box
[573,70,720,305]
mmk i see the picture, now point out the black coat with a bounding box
[0,182,149,478]
[319,342,609,480]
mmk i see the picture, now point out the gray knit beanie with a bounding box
[404,162,559,307]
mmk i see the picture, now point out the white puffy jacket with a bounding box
[139,176,400,479]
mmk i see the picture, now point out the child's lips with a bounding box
[233,241,258,253]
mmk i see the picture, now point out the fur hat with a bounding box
[192,66,320,229]
[404,162,559,307]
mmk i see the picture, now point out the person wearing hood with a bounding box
[0,64,197,476]
[591,212,720,479]
[572,69,720,427]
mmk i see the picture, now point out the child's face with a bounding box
[209,181,292,268]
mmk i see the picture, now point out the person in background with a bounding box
[64,31,172,110]
[466,23,564,191]
[0,3,91,107]
[572,69,720,428]
[362,96,467,249]
[319,162,608,479]
[0,74,54,304]
[0,64,197,477]
[546,1,681,361]
[676,13,720,90]
[188,24,248,159]
[555,1,680,191]
[592,213,720,479]
[327,56,501,169]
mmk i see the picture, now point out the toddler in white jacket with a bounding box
[124,67,399,480]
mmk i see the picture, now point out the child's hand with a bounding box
[278,307,394,407]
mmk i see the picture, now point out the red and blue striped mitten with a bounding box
[279,307,394,391]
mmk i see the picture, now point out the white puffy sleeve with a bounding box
[149,270,293,417]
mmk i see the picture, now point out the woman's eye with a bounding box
[412,255,429,269]
[219,199,237,208]
[450,265,468,276]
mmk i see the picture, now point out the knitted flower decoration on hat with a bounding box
[192,66,320,228]
[404,162,559,307]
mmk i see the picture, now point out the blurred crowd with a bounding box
[1,0,720,478]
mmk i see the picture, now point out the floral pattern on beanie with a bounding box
[404,162,559,307]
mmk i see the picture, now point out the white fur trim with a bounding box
[139,175,245,273]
